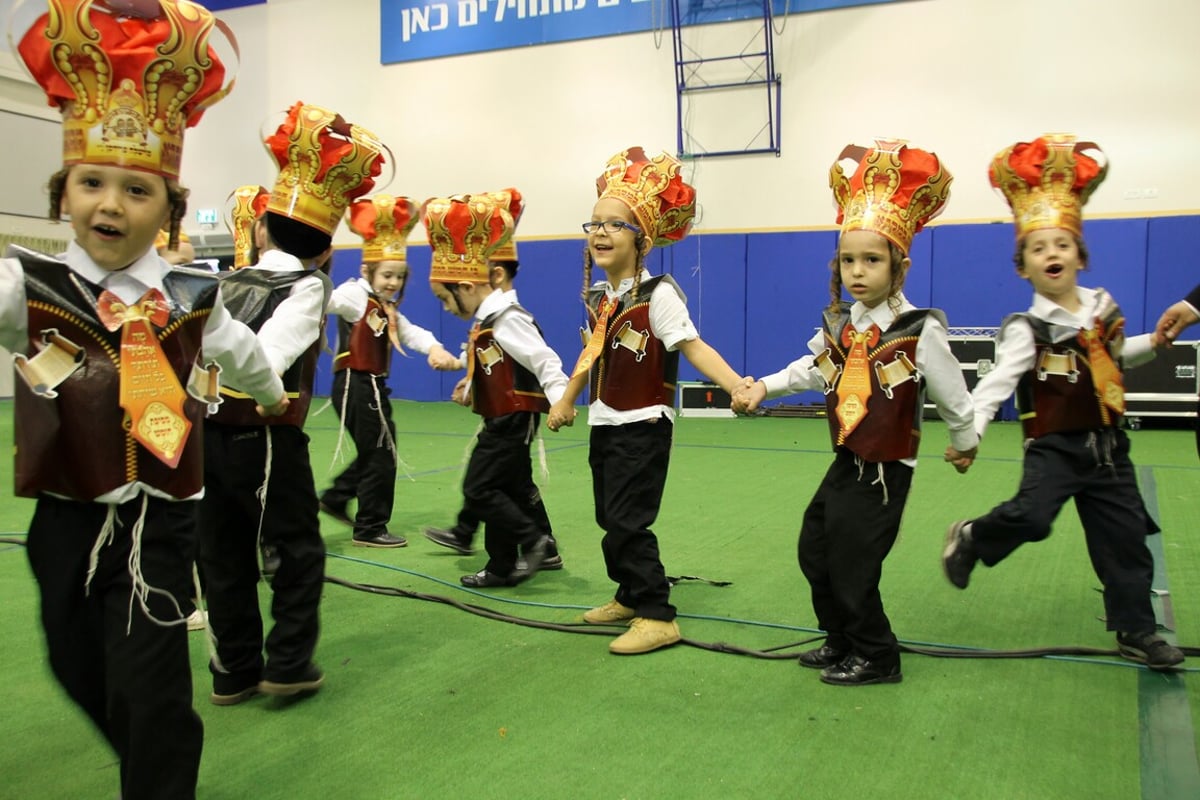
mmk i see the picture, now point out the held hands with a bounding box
[1152,300,1200,348]
[427,345,461,371]
[546,399,577,432]
[944,445,977,474]
[450,376,471,407]
[256,394,290,418]
[731,379,766,415]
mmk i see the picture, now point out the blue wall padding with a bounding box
[928,222,1023,328]
[1080,218,1148,332]
[661,233,748,381]
[743,230,837,405]
[1144,216,1200,331]
[315,215,1198,404]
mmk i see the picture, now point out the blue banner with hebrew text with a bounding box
[380,0,908,64]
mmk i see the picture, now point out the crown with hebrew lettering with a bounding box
[226,185,268,268]
[989,133,1106,240]
[263,102,386,236]
[16,0,235,179]
[596,147,695,247]
[830,138,952,255]
[347,194,419,263]
[482,188,523,262]
[422,194,513,284]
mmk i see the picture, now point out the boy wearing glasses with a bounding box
[425,194,569,588]
[547,147,749,655]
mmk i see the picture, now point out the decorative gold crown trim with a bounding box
[989,133,1107,240]
[830,138,952,254]
[424,195,513,284]
[348,194,419,263]
[266,103,386,236]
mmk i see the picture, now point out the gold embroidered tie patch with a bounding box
[835,324,880,444]
[1078,318,1125,423]
[98,288,191,468]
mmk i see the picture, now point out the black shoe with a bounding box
[210,684,260,706]
[423,526,475,555]
[1117,631,1185,671]
[819,654,902,686]
[460,569,512,588]
[259,663,324,697]
[510,535,549,584]
[319,501,354,527]
[797,644,847,669]
[353,531,408,548]
[540,554,564,571]
[942,520,977,589]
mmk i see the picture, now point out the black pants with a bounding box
[322,370,397,539]
[452,477,553,545]
[26,495,203,800]
[798,450,912,665]
[589,419,675,621]
[198,423,326,690]
[970,429,1158,632]
[462,412,547,577]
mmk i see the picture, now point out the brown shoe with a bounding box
[609,618,681,655]
[583,599,636,625]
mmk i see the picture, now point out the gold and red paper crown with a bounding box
[422,194,513,284]
[989,134,1107,240]
[482,187,523,262]
[596,147,695,247]
[263,102,386,236]
[830,138,952,255]
[17,0,234,179]
[347,194,419,264]
[227,184,268,268]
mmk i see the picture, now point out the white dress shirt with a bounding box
[473,287,569,406]
[759,293,978,464]
[588,270,699,426]
[971,285,1155,439]
[326,276,442,354]
[244,249,327,375]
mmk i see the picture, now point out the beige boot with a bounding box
[609,618,681,655]
[583,599,636,625]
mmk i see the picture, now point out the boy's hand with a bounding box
[547,399,576,432]
[451,376,471,407]
[427,345,460,371]
[732,380,767,414]
[944,445,977,474]
[257,394,290,418]
[1153,300,1200,348]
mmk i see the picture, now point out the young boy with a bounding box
[424,188,563,570]
[942,134,1185,671]
[7,2,287,797]
[732,140,976,685]
[424,194,568,586]
[197,102,387,706]
[321,193,461,546]
[547,148,750,655]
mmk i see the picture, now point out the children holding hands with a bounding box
[941,134,1184,671]
[424,192,568,587]
[320,194,460,547]
[548,147,751,655]
[733,140,977,685]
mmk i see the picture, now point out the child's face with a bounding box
[587,198,643,280]
[1018,228,1082,303]
[838,229,905,309]
[60,164,170,271]
[430,280,486,321]
[367,260,408,297]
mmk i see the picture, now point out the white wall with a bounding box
[4,0,1199,245]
